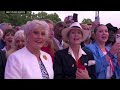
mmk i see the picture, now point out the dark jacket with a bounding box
[0,50,7,79]
[0,40,5,49]
[53,48,96,79]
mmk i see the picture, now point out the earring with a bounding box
[67,40,69,43]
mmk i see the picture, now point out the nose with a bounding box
[19,41,23,45]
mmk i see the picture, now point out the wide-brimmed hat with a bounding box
[106,23,118,33]
[62,22,89,43]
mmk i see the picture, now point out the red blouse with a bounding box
[41,45,54,63]
[76,58,85,70]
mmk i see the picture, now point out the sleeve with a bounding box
[88,52,96,79]
[53,51,64,79]
[83,46,109,77]
[5,54,22,79]
[82,48,96,79]
[0,51,7,79]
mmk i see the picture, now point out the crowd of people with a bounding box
[0,14,120,79]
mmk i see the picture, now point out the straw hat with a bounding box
[61,22,89,43]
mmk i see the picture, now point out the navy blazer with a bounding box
[0,50,7,79]
[53,48,96,79]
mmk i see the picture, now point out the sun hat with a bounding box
[61,22,89,43]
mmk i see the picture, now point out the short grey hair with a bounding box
[24,20,49,37]
[11,30,25,49]
[14,30,25,40]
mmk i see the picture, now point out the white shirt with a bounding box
[54,37,64,50]
[68,45,86,61]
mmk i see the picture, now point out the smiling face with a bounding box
[3,29,15,47]
[4,32,14,46]
[26,27,47,50]
[68,28,83,45]
[24,20,49,52]
[15,37,25,50]
[94,25,109,43]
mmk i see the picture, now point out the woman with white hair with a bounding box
[6,30,25,58]
[5,20,54,79]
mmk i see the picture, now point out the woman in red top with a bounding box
[41,19,55,62]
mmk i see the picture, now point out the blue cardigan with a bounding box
[84,42,120,79]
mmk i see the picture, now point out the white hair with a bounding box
[14,30,25,40]
[24,19,49,37]
[12,30,25,48]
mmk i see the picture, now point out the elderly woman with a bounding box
[84,24,120,79]
[53,22,96,79]
[6,30,26,58]
[5,20,54,79]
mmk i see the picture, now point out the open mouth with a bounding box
[35,41,43,44]
[101,36,107,39]
[74,38,79,41]
[8,39,13,43]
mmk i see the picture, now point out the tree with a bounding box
[34,12,61,24]
[0,11,61,26]
[82,18,92,24]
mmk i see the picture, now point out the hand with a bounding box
[75,68,91,79]
[110,42,120,55]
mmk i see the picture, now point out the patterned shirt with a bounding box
[38,60,49,79]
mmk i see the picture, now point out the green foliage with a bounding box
[0,11,61,26]
[82,18,92,24]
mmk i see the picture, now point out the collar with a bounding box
[54,37,64,50]
[68,45,87,61]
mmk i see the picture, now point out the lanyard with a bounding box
[105,48,114,72]
[99,47,114,72]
